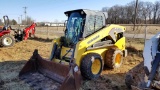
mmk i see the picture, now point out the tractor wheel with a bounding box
[105,48,123,69]
[0,34,15,47]
[80,53,103,80]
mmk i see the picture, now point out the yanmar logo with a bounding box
[87,35,99,44]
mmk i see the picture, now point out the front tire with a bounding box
[0,34,15,47]
[80,53,103,80]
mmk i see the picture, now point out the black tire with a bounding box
[0,34,15,47]
[105,48,123,69]
[80,53,103,80]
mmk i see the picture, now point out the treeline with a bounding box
[0,19,17,25]
[0,16,34,25]
[102,0,160,24]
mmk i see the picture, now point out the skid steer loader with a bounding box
[125,32,160,90]
[19,9,127,90]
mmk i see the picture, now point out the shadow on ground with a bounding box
[80,71,127,90]
[29,36,53,42]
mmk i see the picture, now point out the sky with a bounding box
[0,0,158,23]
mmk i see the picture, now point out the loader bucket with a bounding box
[19,49,82,90]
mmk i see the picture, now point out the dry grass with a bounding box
[35,33,63,39]
[35,26,65,31]
[11,25,65,31]
[126,38,144,50]
[0,40,51,61]
[123,25,160,34]
[11,24,160,35]
[125,38,144,66]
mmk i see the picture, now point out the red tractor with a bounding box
[0,15,36,47]
[14,22,36,42]
[0,16,15,47]
[24,22,36,40]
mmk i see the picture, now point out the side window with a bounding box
[86,15,103,37]
[95,15,103,31]
[87,15,95,35]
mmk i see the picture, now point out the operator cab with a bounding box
[63,9,108,47]
[65,11,84,45]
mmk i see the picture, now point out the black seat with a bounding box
[0,26,7,32]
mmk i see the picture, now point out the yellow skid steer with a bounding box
[19,9,127,90]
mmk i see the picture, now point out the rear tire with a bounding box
[0,34,15,47]
[105,48,123,69]
[80,53,103,80]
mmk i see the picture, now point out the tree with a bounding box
[54,19,59,23]
[126,4,135,24]
[22,16,34,25]
[11,19,17,25]
[153,1,160,24]
[0,19,3,25]
[145,2,154,24]
[26,16,34,25]
[101,0,160,24]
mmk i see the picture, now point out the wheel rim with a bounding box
[115,53,122,66]
[91,58,101,74]
[3,37,12,46]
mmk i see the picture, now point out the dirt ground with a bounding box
[124,24,160,34]
[0,38,144,90]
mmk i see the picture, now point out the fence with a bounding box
[10,24,160,39]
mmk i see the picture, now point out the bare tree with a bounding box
[22,16,34,25]
[101,0,160,24]
[54,19,59,23]
[126,2,135,24]
[157,8,160,23]
[146,2,154,24]
[0,19,3,25]
[153,1,160,24]
[102,7,108,12]
[11,19,17,25]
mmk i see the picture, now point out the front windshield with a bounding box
[65,12,83,45]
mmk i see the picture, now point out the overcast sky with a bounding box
[0,0,158,22]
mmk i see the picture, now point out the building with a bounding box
[44,22,65,26]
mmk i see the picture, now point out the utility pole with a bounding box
[23,6,27,24]
[20,15,22,24]
[133,0,138,31]
[18,17,20,24]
